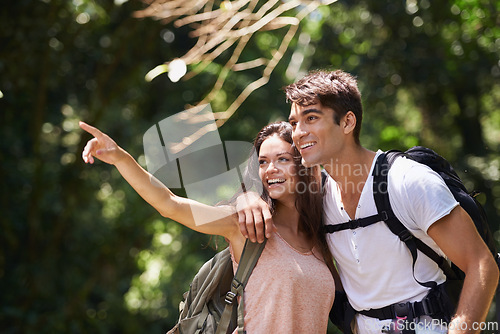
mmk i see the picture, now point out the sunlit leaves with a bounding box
[2,0,499,333]
[124,218,219,322]
[69,0,108,25]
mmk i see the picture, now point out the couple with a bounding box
[80,119,335,331]
[81,69,498,333]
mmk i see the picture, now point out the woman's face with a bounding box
[258,135,298,202]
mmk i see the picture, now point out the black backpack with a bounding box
[167,239,266,334]
[325,146,499,329]
[374,147,498,291]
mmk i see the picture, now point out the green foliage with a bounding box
[295,0,499,230]
[1,0,498,333]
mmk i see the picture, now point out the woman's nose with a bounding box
[266,161,278,172]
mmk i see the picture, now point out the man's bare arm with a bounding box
[428,206,499,334]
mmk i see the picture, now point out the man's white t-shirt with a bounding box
[323,150,459,333]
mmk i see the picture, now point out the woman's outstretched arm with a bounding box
[79,121,241,241]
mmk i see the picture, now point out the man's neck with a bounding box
[323,146,375,180]
[323,146,376,217]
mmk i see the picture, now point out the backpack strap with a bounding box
[216,239,266,334]
[323,214,383,233]
[378,152,459,280]
[321,168,384,233]
[321,169,328,191]
[373,152,436,289]
[358,282,454,322]
[373,152,461,289]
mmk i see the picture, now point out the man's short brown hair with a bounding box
[284,70,363,144]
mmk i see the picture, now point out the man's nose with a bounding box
[293,122,308,141]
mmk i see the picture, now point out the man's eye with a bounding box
[307,115,317,121]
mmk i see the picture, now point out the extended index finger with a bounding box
[79,121,104,139]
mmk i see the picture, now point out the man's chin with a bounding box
[301,157,320,168]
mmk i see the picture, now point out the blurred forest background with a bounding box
[1,0,499,333]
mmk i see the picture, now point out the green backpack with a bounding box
[167,239,266,334]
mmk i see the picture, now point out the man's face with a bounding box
[288,102,342,167]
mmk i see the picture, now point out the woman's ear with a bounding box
[342,111,357,135]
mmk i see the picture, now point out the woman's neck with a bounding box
[273,199,314,252]
[273,200,301,234]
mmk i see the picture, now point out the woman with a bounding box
[80,120,335,333]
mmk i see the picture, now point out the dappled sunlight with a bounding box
[3,0,499,332]
[123,219,206,321]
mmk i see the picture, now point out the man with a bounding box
[237,70,498,333]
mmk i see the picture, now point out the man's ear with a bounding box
[342,111,356,135]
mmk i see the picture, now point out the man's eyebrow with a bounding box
[302,108,324,115]
[288,108,324,122]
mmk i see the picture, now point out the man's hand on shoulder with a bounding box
[236,191,275,243]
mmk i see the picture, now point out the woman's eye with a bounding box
[279,157,289,162]
[258,160,267,165]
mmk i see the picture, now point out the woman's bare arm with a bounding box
[80,121,243,243]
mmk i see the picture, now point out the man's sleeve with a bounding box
[391,161,459,232]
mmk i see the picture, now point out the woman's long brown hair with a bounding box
[243,122,335,275]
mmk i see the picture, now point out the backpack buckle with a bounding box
[225,291,237,305]
[420,292,442,315]
[226,279,243,304]
[348,219,360,229]
[394,301,414,320]
[398,230,413,243]
[421,297,436,315]
[380,211,389,221]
